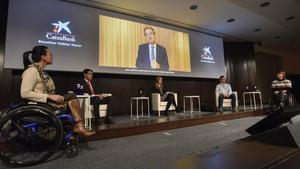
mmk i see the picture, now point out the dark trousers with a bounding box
[163,93,178,111]
[90,96,113,119]
[272,92,288,109]
[218,94,236,108]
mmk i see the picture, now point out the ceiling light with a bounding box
[253,28,261,32]
[274,35,280,39]
[190,4,198,10]
[286,16,295,21]
[190,0,198,10]
[260,2,270,7]
[227,18,235,22]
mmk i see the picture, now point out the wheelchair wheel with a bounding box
[0,105,63,166]
[66,144,79,158]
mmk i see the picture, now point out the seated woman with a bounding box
[21,45,95,137]
[271,70,292,110]
[153,76,179,116]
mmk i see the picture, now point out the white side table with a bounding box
[131,97,150,119]
[183,96,201,114]
[243,91,263,111]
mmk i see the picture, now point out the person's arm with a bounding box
[20,68,48,103]
[215,84,221,94]
[136,45,149,69]
[227,84,232,96]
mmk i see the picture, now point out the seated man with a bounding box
[81,69,114,125]
[271,70,292,110]
[215,75,237,112]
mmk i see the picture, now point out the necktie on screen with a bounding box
[151,45,155,62]
[87,81,94,95]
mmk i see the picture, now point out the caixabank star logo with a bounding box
[200,47,215,63]
[38,20,82,48]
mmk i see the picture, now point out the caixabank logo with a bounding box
[38,20,82,48]
[200,47,215,64]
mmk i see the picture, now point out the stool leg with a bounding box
[184,98,186,114]
[141,100,144,117]
[190,98,193,114]
[147,99,150,118]
[198,97,201,113]
[131,99,133,119]
[136,100,139,120]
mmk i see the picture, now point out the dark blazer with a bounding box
[79,79,100,95]
[152,85,165,96]
[135,43,169,71]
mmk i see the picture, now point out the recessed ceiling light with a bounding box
[274,35,280,39]
[190,4,198,10]
[286,16,295,21]
[253,28,261,32]
[227,18,235,22]
[260,2,270,7]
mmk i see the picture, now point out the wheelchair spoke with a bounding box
[10,120,28,135]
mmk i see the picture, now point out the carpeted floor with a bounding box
[3,115,299,169]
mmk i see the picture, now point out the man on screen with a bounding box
[135,27,169,71]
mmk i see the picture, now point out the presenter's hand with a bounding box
[48,94,64,103]
[151,61,160,69]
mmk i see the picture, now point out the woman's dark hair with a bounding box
[219,75,225,80]
[23,45,48,69]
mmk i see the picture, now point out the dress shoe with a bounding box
[219,107,223,112]
[104,117,114,124]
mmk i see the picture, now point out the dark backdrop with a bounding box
[0,0,270,115]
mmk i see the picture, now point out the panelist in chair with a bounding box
[80,69,114,125]
[135,26,169,71]
[215,75,237,112]
[271,70,292,110]
[153,76,179,116]
[21,46,95,137]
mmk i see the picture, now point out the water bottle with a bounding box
[76,84,82,95]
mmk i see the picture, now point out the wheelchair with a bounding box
[0,102,80,166]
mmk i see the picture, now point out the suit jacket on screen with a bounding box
[135,43,169,71]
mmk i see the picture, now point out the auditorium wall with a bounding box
[0,0,284,114]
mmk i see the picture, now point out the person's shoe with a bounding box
[233,107,238,112]
[175,107,182,113]
[164,111,169,116]
[219,107,223,112]
[104,117,114,124]
[73,121,96,137]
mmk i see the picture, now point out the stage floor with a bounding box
[85,107,268,141]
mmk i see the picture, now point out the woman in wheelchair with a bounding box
[21,45,95,137]
[271,70,292,111]
[0,45,96,166]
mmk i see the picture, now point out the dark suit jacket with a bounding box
[79,79,100,95]
[135,43,169,71]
